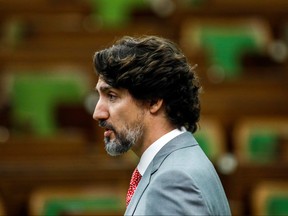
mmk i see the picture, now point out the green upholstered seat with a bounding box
[89,0,148,28]
[234,118,288,164]
[247,129,278,163]
[200,27,260,78]
[43,197,123,216]
[29,186,125,216]
[10,71,88,136]
[181,19,270,80]
[252,182,288,216]
[267,196,288,216]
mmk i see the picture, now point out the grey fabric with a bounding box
[125,132,231,216]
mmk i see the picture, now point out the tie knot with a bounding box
[126,168,142,207]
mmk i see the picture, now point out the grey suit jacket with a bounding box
[125,132,231,216]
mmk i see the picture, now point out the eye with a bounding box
[108,92,117,101]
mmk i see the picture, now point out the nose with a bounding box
[93,98,109,121]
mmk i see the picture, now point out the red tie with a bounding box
[126,168,142,207]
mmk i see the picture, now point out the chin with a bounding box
[105,141,131,157]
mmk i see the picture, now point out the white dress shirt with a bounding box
[137,128,186,176]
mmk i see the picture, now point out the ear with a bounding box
[149,99,164,114]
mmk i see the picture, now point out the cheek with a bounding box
[112,111,140,131]
[109,99,145,129]
[109,110,130,130]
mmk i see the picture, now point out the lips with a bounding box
[104,129,113,137]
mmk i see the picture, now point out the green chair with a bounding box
[247,129,278,164]
[252,182,288,216]
[234,118,288,164]
[42,197,123,216]
[10,71,89,136]
[29,186,125,216]
[89,0,148,28]
[181,19,271,79]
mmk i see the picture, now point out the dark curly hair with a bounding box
[93,35,201,133]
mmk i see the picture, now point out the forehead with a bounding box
[95,78,112,91]
[95,78,128,96]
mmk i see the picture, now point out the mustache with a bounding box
[99,120,115,131]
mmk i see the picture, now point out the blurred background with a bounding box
[0,0,288,215]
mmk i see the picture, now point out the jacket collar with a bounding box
[124,132,198,215]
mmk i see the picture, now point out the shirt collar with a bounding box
[137,127,186,176]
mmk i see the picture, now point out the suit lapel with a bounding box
[124,132,198,215]
[125,161,153,215]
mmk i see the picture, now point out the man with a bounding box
[93,35,231,215]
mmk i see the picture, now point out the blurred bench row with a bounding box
[0,69,287,164]
[2,181,288,216]
[195,117,288,167]
[0,134,137,215]
[1,96,288,215]
[0,184,127,216]
[1,180,288,216]
[1,16,288,82]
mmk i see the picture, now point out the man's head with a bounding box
[93,35,201,155]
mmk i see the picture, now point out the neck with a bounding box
[132,119,175,157]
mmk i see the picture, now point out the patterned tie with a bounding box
[126,168,142,207]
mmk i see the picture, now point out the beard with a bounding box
[99,118,144,156]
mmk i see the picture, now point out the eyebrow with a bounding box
[95,84,114,93]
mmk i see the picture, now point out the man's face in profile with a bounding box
[93,78,146,156]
